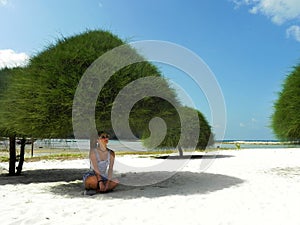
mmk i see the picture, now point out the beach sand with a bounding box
[1,148,300,225]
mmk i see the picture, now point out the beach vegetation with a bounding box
[0,67,23,175]
[235,143,241,149]
[272,64,300,141]
[141,106,213,153]
[0,29,213,175]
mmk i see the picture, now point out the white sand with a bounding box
[1,148,300,225]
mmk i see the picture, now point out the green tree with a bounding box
[3,30,178,139]
[0,67,27,175]
[0,68,16,175]
[0,30,184,173]
[272,64,300,141]
[142,106,213,155]
[0,29,213,174]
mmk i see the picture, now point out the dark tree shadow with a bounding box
[51,171,244,199]
[0,153,242,199]
[0,168,87,185]
[0,168,244,199]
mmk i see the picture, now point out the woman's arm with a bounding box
[107,150,115,180]
[104,150,116,192]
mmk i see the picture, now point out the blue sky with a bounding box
[0,0,300,140]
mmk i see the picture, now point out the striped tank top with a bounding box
[91,148,110,177]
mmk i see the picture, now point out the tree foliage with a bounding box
[272,64,300,141]
[0,30,179,140]
[0,67,21,136]
[0,68,10,135]
[0,30,126,138]
[141,106,213,150]
[0,29,213,152]
[0,67,23,175]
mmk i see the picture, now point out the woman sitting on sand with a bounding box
[83,131,119,193]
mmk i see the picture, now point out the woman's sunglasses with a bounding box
[100,135,109,139]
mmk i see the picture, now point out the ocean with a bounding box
[1,139,299,155]
[215,140,300,149]
[23,139,300,151]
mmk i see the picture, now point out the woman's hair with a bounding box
[98,131,107,137]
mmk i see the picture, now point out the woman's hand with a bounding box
[104,180,110,192]
[99,181,106,192]
[96,174,101,181]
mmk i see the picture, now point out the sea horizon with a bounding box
[1,138,299,152]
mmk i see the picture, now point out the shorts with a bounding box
[82,170,108,183]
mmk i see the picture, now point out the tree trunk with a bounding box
[178,145,183,157]
[16,138,26,175]
[31,138,34,157]
[90,136,97,150]
[9,135,16,176]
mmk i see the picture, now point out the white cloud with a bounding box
[232,0,300,25]
[286,25,300,42]
[232,0,300,41]
[0,49,29,69]
[0,0,8,6]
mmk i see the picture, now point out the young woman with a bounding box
[83,131,119,193]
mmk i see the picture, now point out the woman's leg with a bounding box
[84,175,98,190]
[106,179,119,191]
[85,176,119,192]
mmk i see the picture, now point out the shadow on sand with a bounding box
[0,168,87,185]
[0,167,244,199]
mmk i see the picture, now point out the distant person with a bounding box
[83,131,119,194]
